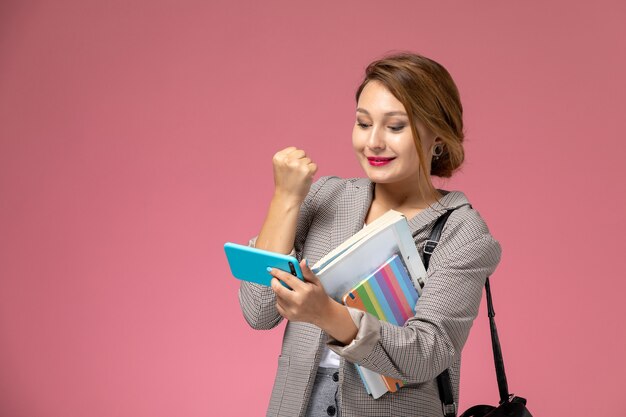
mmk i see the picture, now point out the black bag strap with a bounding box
[424,208,513,417]
[421,209,457,417]
[422,209,455,271]
[485,276,510,404]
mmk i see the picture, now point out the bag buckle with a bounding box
[442,402,457,417]
[423,239,439,255]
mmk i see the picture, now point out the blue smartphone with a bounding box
[224,242,304,287]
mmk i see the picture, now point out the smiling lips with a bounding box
[367,156,396,166]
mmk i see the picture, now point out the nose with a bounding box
[366,125,386,150]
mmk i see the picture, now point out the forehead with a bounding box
[357,81,406,113]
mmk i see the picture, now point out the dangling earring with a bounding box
[432,143,444,160]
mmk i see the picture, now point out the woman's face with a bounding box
[352,81,438,186]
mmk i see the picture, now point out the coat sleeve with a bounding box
[237,176,333,330]
[326,214,502,383]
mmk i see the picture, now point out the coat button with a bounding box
[326,405,336,416]
[332,372,339,382]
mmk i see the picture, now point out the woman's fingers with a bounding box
[270,277,288,297]
[271,277,295,320]
[286,148,306,159]
[272,147,317,203]
[269,267,305,291]
[299,259,320,285]
[273,147,307,165]
[275,300,287,318]
[270,260,332,324]
[274,146,297,158]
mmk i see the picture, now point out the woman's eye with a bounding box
[356,121,371,129]
[389,124,406,132]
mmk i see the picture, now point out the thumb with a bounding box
[300,259,320,284]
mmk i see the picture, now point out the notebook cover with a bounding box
[342,254,419,394]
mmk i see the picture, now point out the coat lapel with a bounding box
[328,178,374,252]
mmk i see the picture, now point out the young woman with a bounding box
[239,53,501,417]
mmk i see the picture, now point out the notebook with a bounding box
[342,253,420,398]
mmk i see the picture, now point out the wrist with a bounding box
[316,298,355,340]
[271,192,304,211]
[312,296,335,329]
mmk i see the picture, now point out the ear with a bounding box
[429,137,443,151]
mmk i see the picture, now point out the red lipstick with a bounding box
[367,156,396,166]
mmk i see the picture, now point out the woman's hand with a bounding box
[269,259,331,326]
[252,147,316,255]
[272,147,318,205]
[269,260,358,345]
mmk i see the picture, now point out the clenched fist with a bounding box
[272,147,318,204]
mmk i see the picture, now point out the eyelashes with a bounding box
[356,121,406,132]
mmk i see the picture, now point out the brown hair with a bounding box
[355,52,465,200]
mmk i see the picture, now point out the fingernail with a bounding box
[305,259,309,267]
[266,267,272,272]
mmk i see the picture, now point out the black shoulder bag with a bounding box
[422,209,533,417]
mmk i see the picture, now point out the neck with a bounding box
[372,178,442,211]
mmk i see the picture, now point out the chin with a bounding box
[362,167,417,186]
[362,170,396,184]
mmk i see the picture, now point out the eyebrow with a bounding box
[356,108,408,117]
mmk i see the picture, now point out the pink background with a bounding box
[1,1,625,416]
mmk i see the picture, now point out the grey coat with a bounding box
[239,176,502,417]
